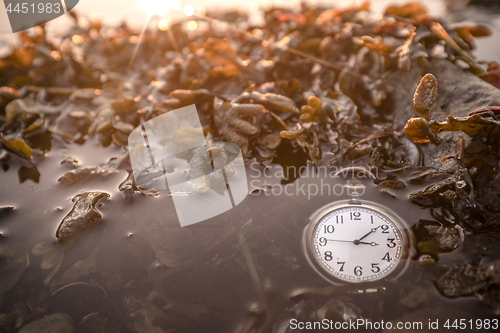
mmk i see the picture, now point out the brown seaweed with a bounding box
[55,191,110,244]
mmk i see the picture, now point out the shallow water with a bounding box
[1,133,499,332]
[2,1,500,332]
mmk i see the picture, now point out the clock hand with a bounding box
[325,239,353,243]
[354,225,381,244]
[325,239,378,246]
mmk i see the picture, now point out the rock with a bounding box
[19,313,75,333]
[481,257,500,285]
[415,221,461,255]
[111,291,168,333]
[316,298,362,322]
[399,286,428,308]
[435,263,489,297]
[387,59,500,168]
[480,288,500,315]
[389,59,500,128]
[435,258,500,298]
[475,168,500,213]
[0,313,15,330]
[11,302,26,330]
[78,313,122,333]
[0,243,29,295]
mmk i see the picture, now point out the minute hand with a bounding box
[355,225,380,243]
[326,239,378,246]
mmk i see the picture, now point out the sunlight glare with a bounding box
[136,0,179,17]
[187,20,198,31]
[158,20,169,31]
[72,35,84,43]
[184,5,195,17]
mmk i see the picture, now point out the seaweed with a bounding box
[1,1,500,331]
[55,191,110,244]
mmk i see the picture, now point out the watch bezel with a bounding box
[302,199,415,286]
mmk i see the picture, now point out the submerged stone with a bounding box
[19,313,75,333]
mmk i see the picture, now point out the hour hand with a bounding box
[358,241,379,246]
[354,225,380,244]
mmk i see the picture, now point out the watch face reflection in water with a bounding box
[311,206,403,283]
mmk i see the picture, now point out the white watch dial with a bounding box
[310,206,404,283]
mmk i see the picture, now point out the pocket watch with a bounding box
[302,195,415,285]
